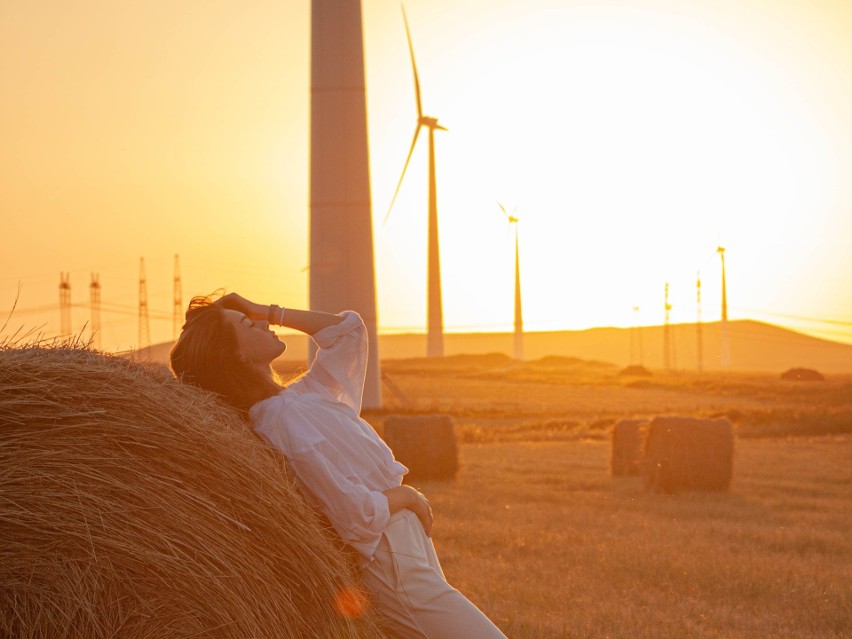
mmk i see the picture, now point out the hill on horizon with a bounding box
[139,320,852,374]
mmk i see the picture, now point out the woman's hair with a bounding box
[169,295,281,412]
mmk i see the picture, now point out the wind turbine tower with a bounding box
[499,204,524,360]
[718,246,730,367]
[310,0,382,407]
[385,7,447,358]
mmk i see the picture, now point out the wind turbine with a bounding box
[717,245,730,367]
[498,203,524,360]
[385,6,447,357]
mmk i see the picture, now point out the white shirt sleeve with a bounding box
[288,440,390,558]
[251,394,390,559]
[288,310,368,414]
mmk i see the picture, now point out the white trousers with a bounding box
[360,510,507,639]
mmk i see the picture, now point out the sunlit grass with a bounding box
[361,356,852,442]
[266,355,852,636]
[424,438,851,638]
[353,356,851,637]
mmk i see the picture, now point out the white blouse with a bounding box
[249,311,408,560]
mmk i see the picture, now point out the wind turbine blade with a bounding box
[497,202,509,219]
[402,6,423,119]
[384,125,422,225]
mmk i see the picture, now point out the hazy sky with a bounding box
[2,0,851,351]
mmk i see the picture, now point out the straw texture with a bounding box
[0,345,386,638]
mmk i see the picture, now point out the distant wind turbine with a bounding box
[498,203,524,360]
[385,6,447,357]
[718,245,731,367]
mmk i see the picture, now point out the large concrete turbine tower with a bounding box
[310,0,382,408]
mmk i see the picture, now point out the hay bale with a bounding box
[642,416,734,493]
[0,345,385,639]
[610,419,647,476]
[780,367,825,382]
[617,365,651,378]
[382,415,458,481]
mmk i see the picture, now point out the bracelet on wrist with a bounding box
[268,304,285,325]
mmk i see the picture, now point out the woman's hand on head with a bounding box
[215,293,267,321]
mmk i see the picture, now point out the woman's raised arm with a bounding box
[217,293,342,335]
[276,308,342,335]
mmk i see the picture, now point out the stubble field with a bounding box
[347,355,852,638]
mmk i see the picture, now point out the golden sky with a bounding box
[2,0,851,351]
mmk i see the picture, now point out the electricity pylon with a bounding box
[90,273,101,350]
[138,258,151,356]
[59,272,71,337]
[173,254,182,341]
[663,282,673,370]
[696,271,703,373]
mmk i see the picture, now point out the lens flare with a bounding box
[333,586,368,619]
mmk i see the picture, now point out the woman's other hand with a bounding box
[383,485,434,537]
[409,488,434,537]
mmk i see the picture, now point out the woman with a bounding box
[170,292,507,639]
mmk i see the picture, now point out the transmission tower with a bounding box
[138,257,151,356]
[696,271,703,373]
[718,246,730,367]
[59,272,71,337]
[663,282,673,370]
[90,273,102,350]
[173,254,182,341]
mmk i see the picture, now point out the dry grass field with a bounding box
[4,347,848,637]
[421,438,851,638]
[343,355,852,638]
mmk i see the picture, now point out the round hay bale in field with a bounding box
[641,416,734,493]
[0,345,385,639]
[780,367,825,382]
[382,415,458,482]
[617,365,651,378]
[610,419,647,476]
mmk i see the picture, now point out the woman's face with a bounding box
[221,309,286,366]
